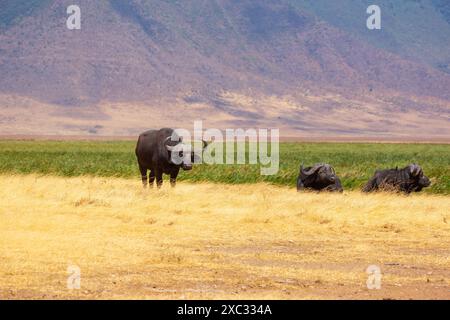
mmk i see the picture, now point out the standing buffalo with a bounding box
[135,128,207,188]
[297,163,343,192]
[362,164,431,193]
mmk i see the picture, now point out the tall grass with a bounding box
[0,140,449,194]
[1,175,449,299]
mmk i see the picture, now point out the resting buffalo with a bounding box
[297,163,343,192]
[135,128,207,188]
[363,164,430,193]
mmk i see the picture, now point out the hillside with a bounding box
[0,0,449,137]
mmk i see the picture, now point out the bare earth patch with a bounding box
[0,175,449,299]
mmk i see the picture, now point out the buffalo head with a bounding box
[165,136,209,171]
[408,164,430,190]
[298,163,343,192]
[301,163,336,184]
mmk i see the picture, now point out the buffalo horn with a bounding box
[301,163,325,176]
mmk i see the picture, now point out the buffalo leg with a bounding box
[170,170,179,188]
[139,164,147,188]
[362,177,377,192]
[149,169,155,188]
[296,178,305,191]
[155,169,163,189]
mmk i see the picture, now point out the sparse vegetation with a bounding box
[0,140,449,194]
[0,175,449,299]
[0,0,51,30]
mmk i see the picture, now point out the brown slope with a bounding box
[0,0,449,137]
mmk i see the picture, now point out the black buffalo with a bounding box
[135,128,207,188]
[362,164,430,193]
[297,163,343,192]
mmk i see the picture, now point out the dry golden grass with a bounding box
[0,174,449,299]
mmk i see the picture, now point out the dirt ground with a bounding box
[0,175,449,299]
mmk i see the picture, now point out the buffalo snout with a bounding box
[182,163,193,171]
[419,175,431,187]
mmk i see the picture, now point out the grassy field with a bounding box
[1,175,449,299]
[0,140,449,193]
